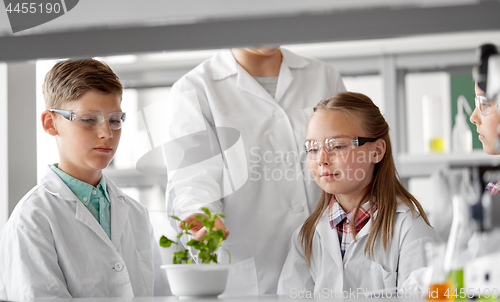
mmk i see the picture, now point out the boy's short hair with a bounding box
[42,59,123,109]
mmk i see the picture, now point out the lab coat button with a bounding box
[114,263,124,271]
[292,205,304,213]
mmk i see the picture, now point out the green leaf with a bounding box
[198,250,207,263]
[187,239,206,251]
[171,215,181,221]
[201,207,211,217]
[207,237,220,253]
[159,235,175,248]
[193,215,210,228]
[173,249,190,264]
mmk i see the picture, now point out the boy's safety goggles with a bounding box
[475,95,498,116]
[304,136,377,160]
[50,109,126,130]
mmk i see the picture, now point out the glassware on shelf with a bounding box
[425,242,455,301]
[422,95,446,153]
[444,169,476,300]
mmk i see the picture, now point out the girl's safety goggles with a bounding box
[50,109,126,130]
[475,95,498,116]
[304,136,377,160]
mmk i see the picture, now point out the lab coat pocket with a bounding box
[363,260,397,292]
[220,257,259,297]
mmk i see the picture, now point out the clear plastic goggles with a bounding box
[475,95,498,116]
[304,136,377,160]
[50,109,126,130]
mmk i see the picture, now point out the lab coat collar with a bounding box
[210,48,310,81]
[40,166,129,250]
[316,201,412,268]
[210,48,310,103]
[211,49,239,81]
[354,202,411,240]
[280,48,310,69]
[40,166,80,202]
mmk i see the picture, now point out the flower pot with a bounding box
[161,264,231,298]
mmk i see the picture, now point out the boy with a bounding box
[0,59,170,300]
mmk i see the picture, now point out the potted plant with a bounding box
[160,207,231,298]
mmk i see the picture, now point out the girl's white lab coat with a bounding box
[166,48,345,294]
[277,204,440,296]
[0,167,170,300]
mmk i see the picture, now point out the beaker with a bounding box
[425,242,454,300]
[422,95,446,153]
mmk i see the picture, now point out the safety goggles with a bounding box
[50,109,126,130]
[475,95,498,116]
[304,136,377,160]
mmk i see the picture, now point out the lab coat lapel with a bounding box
[235,64,276,104]
[42,166,115,248]
[274,59,293,103]
[274,48,309,103]
[211,49,280,105]
[110,194,129,250]
[274,63,292,104]
[355,209,377,240]
[317,213,343,271]
[75,199,115,249]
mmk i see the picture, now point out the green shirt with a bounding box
[50,164,111,239]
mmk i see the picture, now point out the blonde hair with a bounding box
[299,91,430,265]
[42,59,122,109]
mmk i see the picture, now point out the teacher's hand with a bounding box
[180,213,230,241]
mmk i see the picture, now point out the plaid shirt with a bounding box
[486,181,500,195]
[328,195,376,258]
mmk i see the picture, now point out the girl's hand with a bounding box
[180,214,230,240]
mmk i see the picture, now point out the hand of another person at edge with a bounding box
[181,214,230,241]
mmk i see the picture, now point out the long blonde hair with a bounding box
[299,92,430,265]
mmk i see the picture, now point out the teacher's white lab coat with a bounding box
[165,48,345,294]
[0,167,170,300]
[277,204,440,296]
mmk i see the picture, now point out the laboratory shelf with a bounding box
[104,150,500,186]
[103,167,167,188]
[397,149,500,178]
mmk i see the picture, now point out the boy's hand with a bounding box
[181,214,230,240]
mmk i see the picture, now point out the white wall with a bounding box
[0,63,7,230]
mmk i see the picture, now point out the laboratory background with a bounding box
[1,0,500,298]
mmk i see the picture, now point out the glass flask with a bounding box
[426,242,455,300]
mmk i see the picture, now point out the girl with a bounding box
[278,92,439,295]
[470,43,499,155]
[470,43,500,194]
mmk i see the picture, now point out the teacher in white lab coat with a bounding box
[165,47,345,294]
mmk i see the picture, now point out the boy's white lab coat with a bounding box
[166,48,345,295]
[277,204,440,296]
[0,167,170,300]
